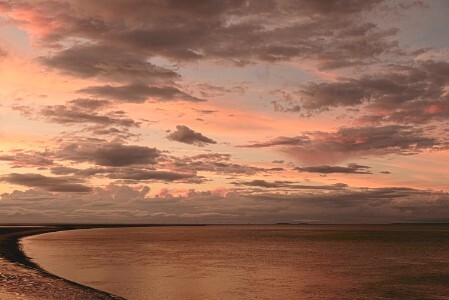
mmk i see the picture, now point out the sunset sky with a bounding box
[1,0,449,223]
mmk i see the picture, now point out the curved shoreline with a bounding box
[0,225,126,299]
[1,224,205,299]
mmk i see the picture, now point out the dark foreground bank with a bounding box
[0,224,203,299]
[0,225,130,299]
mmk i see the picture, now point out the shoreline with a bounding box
[0,224,204,299]
[0,225,128,299]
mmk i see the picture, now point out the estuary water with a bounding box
[21,225,449,299]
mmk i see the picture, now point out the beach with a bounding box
[0,225,125,300]
[0,255,123,300]
[0,224,203,299]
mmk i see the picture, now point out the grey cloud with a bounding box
[51,166,117,177]
[108,169,198,182]
[2,183,449,223]
[233,180,348,190]
[278,60,449,124]
[0,151,53,168]
[54,166,117,177]
[87,126,139,141]
[167,125,216,146]
[306,61,449,110]
[23,142,266,182]
[272,160,284,164]
[268,167,284,171]
[188,153,231,161]
[296,163,372,174]
[58,142,160,166]
[67,99,112,110]
[78,83,204,103]
[196,83,246,97]
[49,165,201,183]
[238,180,290,188]
[197,162,260,175]
[193,108,218,115]
[171,162,278,177]
[298,80,370,111]
[242,187,449,223]
[12,98,139,139]
[50,166,81,175]
[41,104,139,127]
[238,136,309,148]
[169,153,266,175]
[0,45,7,58]
[240,125,439,164]
[40,44,180,83]
[233,179,347,191]
[0,173,91,192]
[0,0,406,69]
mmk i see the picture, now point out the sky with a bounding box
[1,0,449,224]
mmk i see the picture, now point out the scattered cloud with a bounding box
[0,44,7,59]
[0,150,54,168]
[49,165,201,183]
[0,173,91,192]
[167,125,217,146]
[295,163,372,174]
[169,153,269,175]
[40,44,180,83]
[108,169,199,182]
[233,179,348,190]
[57,142,160,167]
[196,83,246,97]
[238,136,309,148]
[275,60,449,124]
[240,125,440,164]
[41,104,139,127]
[78,83,203,103]
[67,99,112,110]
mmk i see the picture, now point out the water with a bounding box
[21,225,449,299]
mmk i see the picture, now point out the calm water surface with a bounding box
[21,225,449,299]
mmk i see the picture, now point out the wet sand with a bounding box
[0,225,126,299]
